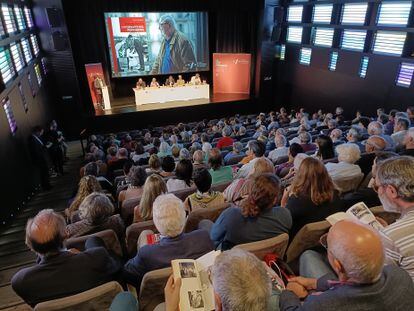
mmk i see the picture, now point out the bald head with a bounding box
[26,209,66,255]
[365,135,386,153]
[328,220,384,284]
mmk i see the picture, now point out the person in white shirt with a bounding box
[391,117,409,150]
[150,78,160,88]
[236,141,272,178]
[190,73,201,85]
[268,135,289,163]
[166,159,194,192]
[325,143,361,180]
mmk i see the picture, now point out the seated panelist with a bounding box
[165,75,175,87]
[136,78,146,90]
[176,75,185,86]
[190,73,201,85]
[150,77,160,88]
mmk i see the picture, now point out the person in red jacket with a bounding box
[216,126,234,150]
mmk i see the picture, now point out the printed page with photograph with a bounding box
[326,202,384,230]
[171,250,220,310]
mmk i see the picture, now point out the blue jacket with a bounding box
[210,206,292,250]
[280,265,414,310]
[124,229,213,288]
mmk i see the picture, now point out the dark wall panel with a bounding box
[274,45,414,117]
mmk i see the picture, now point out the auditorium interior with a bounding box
[0,0,414,310]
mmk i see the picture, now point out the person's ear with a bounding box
[214,292,222,311]
[386,185,399,200]
[332,258,347,280]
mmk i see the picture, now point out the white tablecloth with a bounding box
[133,84,210,105]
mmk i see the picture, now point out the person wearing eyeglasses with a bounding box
[150,15,197,75]
[279,220,414,310]
[375,156,414,282]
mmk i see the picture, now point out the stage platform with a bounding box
[94,92,251,116]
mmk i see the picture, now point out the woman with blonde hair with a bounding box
[223,157,274,205]
[65,175,102,223]
[133,174,167,222]
[282,157,345,237]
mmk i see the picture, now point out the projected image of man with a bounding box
[151,15,197,74]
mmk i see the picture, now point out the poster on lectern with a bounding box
[85,63,106,111]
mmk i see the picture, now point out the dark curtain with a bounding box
[61,0,262,112]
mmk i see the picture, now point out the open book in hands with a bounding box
[171,250,221,311]
[326,202,384,231]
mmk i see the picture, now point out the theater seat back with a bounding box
[34,281,123,311]
[184,202,230,233]
[285,220,331,263]
[139,267,172,311]
[126,220,157,257]
[234,233,289,260]
[64,229,123,258]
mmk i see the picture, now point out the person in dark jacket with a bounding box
[123,193,213,289]
[208,173,291,250]
[28,126,51,190]
[279,221,414,310]
[11,209,122,307]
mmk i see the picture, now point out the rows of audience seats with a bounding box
[11,106,414,310]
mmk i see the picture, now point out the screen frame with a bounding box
[103,11,210,79]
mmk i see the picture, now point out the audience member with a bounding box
[268,135,289,163]
[66,192,125,239]
[208,148,233,185]
[299,132,316,153]
[118,166,147,204]
[165,248,273,311]
[280,221,414,310]
[146,154,162,175]
[124,194,213,288]
[346,127,365,153]
[11,210,122,306]
[392,117,409,149]
[237,140,271,178]
[367,121,394,150]
[376,156,414,281]
[282,157,345,237]
[314,134,335,160]
[166,159,194,192]
[329,128,344,147]
[192,150,207,170]
[160,155,175,177]
[204,173,291,250]
[325,143,361,180]
[65,175,102,223]
[275,143,304,177]
[401,127,414,156]
[216,126,234,149]
[184,168,225,212]
[157,141,171,158]
[133,174,167,223]
[224,141,245,164]
[83,161,113,192]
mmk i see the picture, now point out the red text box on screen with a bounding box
[119,17,147,33]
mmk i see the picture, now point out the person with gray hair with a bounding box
[236,140,272,178]
[330,128,344,146]
[401,127,414,156]
[123,194,213,289]
[282,220,414,310]
[392,117,410,150]
[65,192,125,240]
[346,127,365,153]
[150,14,196,74]
[299,131,316,153]
[375,156,414,281]
[325,143,362,180]
[11,209,122,307]
[165,248,275,311]
[224,141,245,164]
[268,135,289,163]
[216,126,234,150]
[367,121,395,150]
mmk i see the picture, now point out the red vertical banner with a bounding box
[85,63,106,111]
[213,53,251,94]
